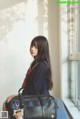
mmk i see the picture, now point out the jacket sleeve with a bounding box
[31,62,48,93]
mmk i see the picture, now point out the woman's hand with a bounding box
[13,109,23,119]
[6,94,18,102]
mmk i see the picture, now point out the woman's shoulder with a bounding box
[39,60,47,65]
[31,59,48,71]
[38,60,48,69]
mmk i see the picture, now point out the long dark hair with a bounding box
[30,35,53,90]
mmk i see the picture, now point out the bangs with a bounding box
[30,40,37,47]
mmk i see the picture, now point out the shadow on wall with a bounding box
[0,0,26,42]
[0,0,48,42]
[0,0,26,10]
[36,0,48,35]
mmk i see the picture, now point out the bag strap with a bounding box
[18,88,24,108]
[18,87,43,106]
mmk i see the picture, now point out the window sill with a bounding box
[63,98,80,119]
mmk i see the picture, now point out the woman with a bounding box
[3,35,53,119]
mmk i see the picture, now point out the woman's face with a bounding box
[30,45,38,57]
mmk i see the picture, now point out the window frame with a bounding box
[59,5,80,118]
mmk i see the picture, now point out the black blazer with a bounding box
[22,61,49,95]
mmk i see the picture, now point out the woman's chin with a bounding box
[31,54,36,57]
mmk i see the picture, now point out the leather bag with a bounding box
[6,88,57,119]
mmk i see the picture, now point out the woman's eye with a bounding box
[35,46,38,49]
[30,45,38,49]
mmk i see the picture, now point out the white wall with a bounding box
[0,0,60,110]
[48,0,60,98]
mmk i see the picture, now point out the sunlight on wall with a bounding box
[0,0,48,110]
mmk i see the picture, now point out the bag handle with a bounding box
[18,87,43,107]
[18,88,24,108]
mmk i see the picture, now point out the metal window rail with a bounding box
[69,54,80,61]
[69,54,80,110]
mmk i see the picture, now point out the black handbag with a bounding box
[6,87,57,119]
